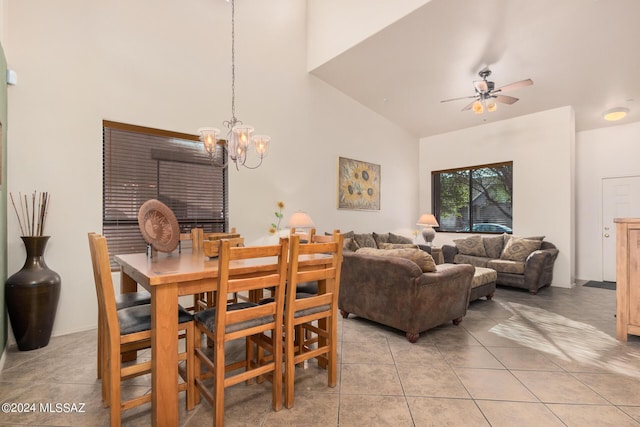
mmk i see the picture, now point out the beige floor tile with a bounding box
[438,345,505,369]
[341,340,393,364]
[388,340,448,366]
[487,346,563,371]
[574,372,640,405]
[396,364,470,398]
[286,363,340,395]
[619,405,640,422]
[426,325,481,346]
[512,370,609,404]
[339,363,403,396]
[339,395,413,426]
[340,317,396,343]
[547,404,640,427]
[454,368,538,401]
[262,392,339,426]
[406,396,490,427]
[185,382,273,427]
[476,400,565,427]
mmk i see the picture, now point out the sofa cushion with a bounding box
[483,235,505,259]
[503,233,545,246]
[388,232,413,244]
[379,242,419,249]
[356,247,437,272]
[372,232,390,247]
[500,236,542,262]
[453,235,487,257]
[354,233,377,248]
[487,259,526,274]
[343,237,360,252]
[453,254,490,268]
[472,267,498,287]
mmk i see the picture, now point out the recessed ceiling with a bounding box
[310,0,640,137]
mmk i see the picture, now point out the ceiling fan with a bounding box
[441,69,533,113]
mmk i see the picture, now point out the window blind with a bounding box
[103,121,228,268]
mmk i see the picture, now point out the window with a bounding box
[432,161,512,233]
[103,121,228,267]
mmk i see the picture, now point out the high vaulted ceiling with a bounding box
[310,0,640,138]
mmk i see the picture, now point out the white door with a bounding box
[602,176,640,282]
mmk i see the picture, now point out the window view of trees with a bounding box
[432,162,513,233]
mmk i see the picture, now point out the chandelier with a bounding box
[198,0,270,170]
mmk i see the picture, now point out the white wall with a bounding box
[575,121,640,281]
[5,0,418,337]
[419,106,575,287]
[306,0,430,71]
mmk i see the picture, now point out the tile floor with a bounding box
[3,283,640,426]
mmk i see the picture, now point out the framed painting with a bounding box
[337,156,380,210]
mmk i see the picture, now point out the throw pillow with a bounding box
[356,247,437,272]
[500,236,542,262]
[483,234,505,259]
[379,242,419,249]
[343,237,360,252]
[388,232,413,244]
[354,233,377,248]
[372,232,390,247]
[453,235,487,257]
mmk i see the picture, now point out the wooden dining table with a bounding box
[114,248,332,427]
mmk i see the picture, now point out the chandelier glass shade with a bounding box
[199,0,270,170]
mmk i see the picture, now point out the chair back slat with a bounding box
[88,233,120,343]
[214,238,289,339]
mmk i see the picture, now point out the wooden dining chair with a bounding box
[190,238,289,426]
[283,232,343,408]
[290,227,316,243]
[87,233,195,426]
[190,228,246,311]
[88,233,151,380]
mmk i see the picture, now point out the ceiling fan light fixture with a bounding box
[472,100,483,114]
[487,100,497,112]
[603,107,629,122]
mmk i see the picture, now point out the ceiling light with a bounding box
[472,100,483,114]
[199,0,270,170]
[486,99,497,112]
[603,107,629,122]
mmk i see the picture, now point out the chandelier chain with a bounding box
[230,0,236,124]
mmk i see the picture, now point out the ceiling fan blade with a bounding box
[474,80,489,93]
[440,94,477,103]
[495,95,519,105]
[496,78,533,93]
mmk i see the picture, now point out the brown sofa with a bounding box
[441,234,559,295]
[339,250,475,343]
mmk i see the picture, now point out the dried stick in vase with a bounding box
[32,191,36,238]
[9,193,25,236]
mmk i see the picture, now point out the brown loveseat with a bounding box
[441,234,559,295]
[339,243,475,343]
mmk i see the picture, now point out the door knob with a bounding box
[604,233,610,238]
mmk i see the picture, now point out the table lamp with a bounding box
[416,213,439,246]
[287,211,315,235]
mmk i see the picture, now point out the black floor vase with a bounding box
[6,236,61,351]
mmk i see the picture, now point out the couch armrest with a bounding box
[442,244,459,263]
[339,252,424,332]
[523,248,559,291]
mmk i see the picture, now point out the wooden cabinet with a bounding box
[615,218,640,341]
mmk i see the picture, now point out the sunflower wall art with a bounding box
[337,157,380,210]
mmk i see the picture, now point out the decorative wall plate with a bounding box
[137,199,180,253]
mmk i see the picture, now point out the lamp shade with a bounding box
[287,211,315,229]
[416,214,439,227]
